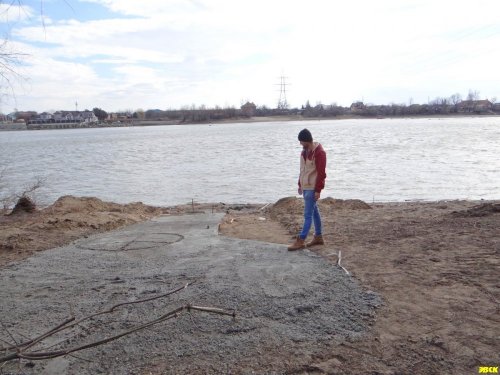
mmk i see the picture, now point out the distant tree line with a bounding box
[299,90,499,118]
[143,106,239,122]
[300,101,347,117]
[349,91,498,117]
[6,90,499,126]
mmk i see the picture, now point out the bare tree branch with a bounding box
[3,281,193,352]
[0,320,18,347]
[24,281,194,353]
[18,175,46,198]
[13,316,76,352]
[0,37,29,107]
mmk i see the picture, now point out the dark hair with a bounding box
[298,128,313,142]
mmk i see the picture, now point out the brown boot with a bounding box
[287,236,305,251]
[306,235,324,247]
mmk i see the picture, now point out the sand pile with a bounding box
[0,196,165,266]
[10,196,37,215]
[451,202,500,217]
[320,197,372,210]
[268,196,303,216]
[266,196,372,235]
[48,195,160,215]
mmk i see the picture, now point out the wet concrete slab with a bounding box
[0,212,380,374]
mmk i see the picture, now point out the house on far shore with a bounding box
[30,110,98,124]
[107,112,133,122]
[80,110,98,123]
[350,101,366,114]
[457,100,493,113]
[38,112,52,121]
[15,111,37,123]
[0,113,12,123]
[240,102,257,117]
[53,111,72,123]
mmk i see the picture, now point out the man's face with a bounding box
[300,141,311,149]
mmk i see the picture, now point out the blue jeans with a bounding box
[299,190,322,240]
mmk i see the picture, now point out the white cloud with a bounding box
[2,0,500,112]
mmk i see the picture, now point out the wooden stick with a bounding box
[1,303,234,363]
[0,282,234,364]
[20,282,192,352]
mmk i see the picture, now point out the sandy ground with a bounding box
[220,197,500,374]
[1,196,499,374]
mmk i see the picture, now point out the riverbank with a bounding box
[1,196,499,373]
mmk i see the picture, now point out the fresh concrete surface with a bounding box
[0,212,380,374]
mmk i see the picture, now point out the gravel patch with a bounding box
[0,213,380,374]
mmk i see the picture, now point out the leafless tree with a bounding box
[0,1,75,103]
[466,89,480,101]
[0,38,28,105]
[449,93,462,105]
[1,173,46,212]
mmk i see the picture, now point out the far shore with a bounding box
[1,112,499,131]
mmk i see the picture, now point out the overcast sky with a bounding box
[1,0,499,113]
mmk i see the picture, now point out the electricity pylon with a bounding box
[277,75,290,109]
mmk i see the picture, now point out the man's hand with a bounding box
[298,187,303,195]
[314,192,320,201]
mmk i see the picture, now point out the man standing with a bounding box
[288,128,327,251]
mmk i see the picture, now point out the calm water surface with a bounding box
[0,117,499,206]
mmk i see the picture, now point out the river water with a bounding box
[0,117,498,206]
